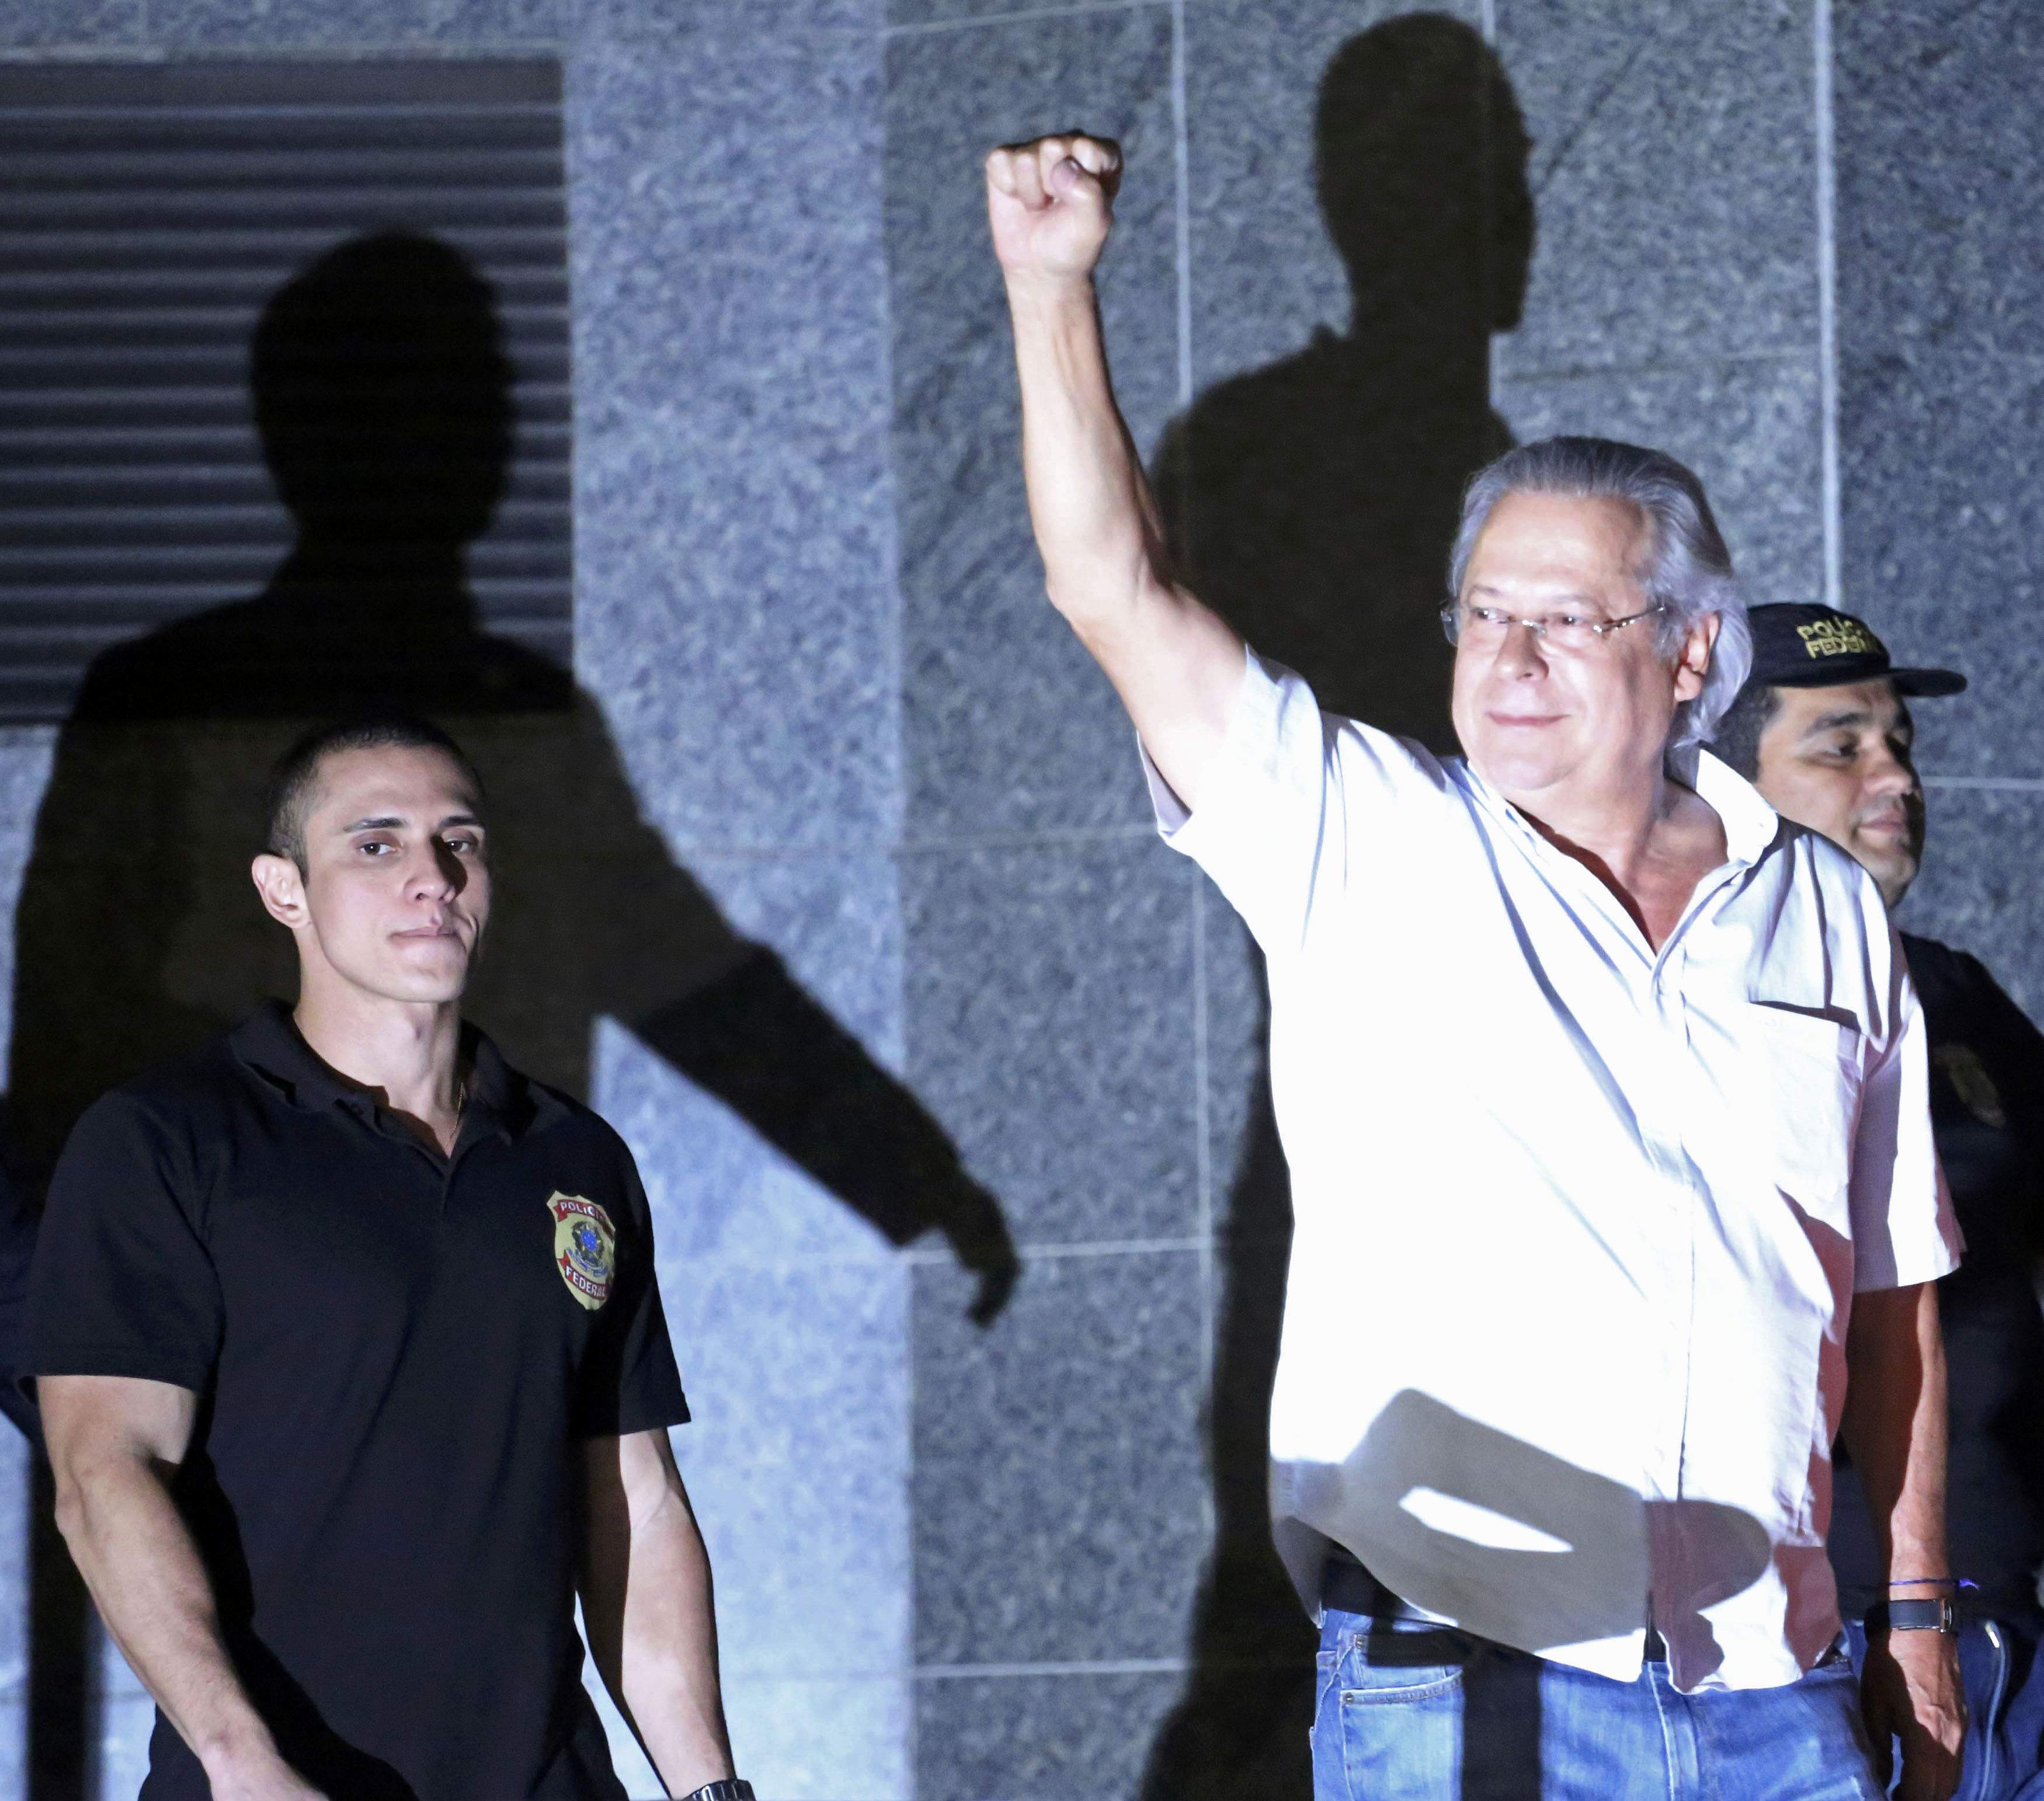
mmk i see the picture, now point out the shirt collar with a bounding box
[230,999,541,1141]
[1452,746,1785,871]
[1684,745,1785,868]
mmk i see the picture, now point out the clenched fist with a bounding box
[985,134,1122,285]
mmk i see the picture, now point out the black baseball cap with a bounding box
[1744,603,1966,697]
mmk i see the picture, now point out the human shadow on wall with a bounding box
[13,230,1019,1796]
[1139,18,1533,1797]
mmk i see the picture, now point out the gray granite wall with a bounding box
[884,3,1834,1796]
[0,4,2037,1800]
[0,3,915,1798]
[1833,0,2044,1007]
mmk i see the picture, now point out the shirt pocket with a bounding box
[1746,1004,1862,1222]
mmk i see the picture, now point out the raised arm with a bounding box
[986,134,1243,813]
[41,1374,323,1801]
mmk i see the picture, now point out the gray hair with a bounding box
[1446,436,1752,750]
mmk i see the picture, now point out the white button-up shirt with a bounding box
[1152,651,1961,1694]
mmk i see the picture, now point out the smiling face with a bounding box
[1449,490,1716,805]
[251,743,489,1006]
[1751,678,1921,908]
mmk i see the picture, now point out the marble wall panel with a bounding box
[569,30,902,853]
[589,833,920,1782]
[147,0,447,46]
[93,1694,153,1801]
[1187,894,1318,1801]
[902,837,1198,1246]
[583,0,877,39]
[886,0,1051,29]
[1142,1228,1318,1801]
[1836,352,2044,778]
[420,0,566,40]
[1182,0,1484,392]
[673,851,905,1061]
[0,0,139,45]
[589,846,923,1268]
[1201,887,1267,1240]
[1835,0,2044,783]
[886,5,1179,836]
[662,1256,910,1659]
[719,1675,912,1801]
[911,1251,1207,1666]
[597,1653,919,1800]
[597,1016,913,1267]
[1494,0,1817,377]
[915,1667,1186,1801]
[1167,0,1493,753]
[1834,0,2044,361]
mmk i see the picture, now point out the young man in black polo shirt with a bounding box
[1716,604,2044,1800]
[24,718,757,1801]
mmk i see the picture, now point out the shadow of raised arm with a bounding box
[635,952,1018,1325]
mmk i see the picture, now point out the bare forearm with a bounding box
[1843,1283,1964,1799]
[582,1432,735,1797]
[1006,274,1171,635]
[58,1462,282,1778]
[986,135,1241,808]
[1842,1281,1951,1588]
[616,1492,733,1795]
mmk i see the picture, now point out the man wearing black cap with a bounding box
[1716,604,2044,1800]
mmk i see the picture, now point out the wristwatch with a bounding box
[1871,1596,1958,1634]
[680,1783,756,1801]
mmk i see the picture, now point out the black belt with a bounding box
[1320,1555,1445,1625]
[1321,1554,1668,1660]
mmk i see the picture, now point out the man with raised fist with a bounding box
[986,134,1965,1799]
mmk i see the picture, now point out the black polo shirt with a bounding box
[1830,933,2044,1621]
[25,1002,690,1800]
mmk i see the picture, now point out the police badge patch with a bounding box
[548,1192,617,1311]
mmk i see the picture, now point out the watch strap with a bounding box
[680,1783,756,1801]
[1869,1596,1956,1633]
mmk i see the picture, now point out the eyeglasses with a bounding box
[1440,600,1667,654]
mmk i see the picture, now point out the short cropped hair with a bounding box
[1705,682,1782,780]
[1447,437,1753,750]
[262,715,482,872]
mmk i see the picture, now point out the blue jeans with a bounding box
[1313,1607,1882,1800]
[1844,1614,2044,1800]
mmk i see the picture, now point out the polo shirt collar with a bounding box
[231,1001,354,1111]
[1455,745,1786,872]
[230,1000,544,1142]
[1684,745,1785,868]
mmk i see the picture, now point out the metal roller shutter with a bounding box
[0,56,571,724]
